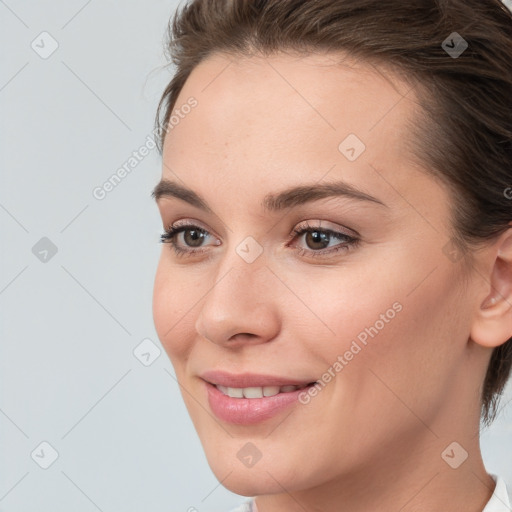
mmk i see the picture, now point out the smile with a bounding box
[204,380,317,425]
[215,383,312,398]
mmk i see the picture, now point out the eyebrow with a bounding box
[151,178,387,212]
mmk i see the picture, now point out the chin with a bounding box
[210,463,288,497]
[202,441,309,497]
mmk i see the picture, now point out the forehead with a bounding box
[164,51,418,163]
[160,51,443,220]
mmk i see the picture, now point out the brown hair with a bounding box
[155,0,512,426]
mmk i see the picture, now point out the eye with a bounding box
[159,220,359,259]
[159,221,218,257]
[288,221,359,258]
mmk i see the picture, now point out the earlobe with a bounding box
[470,227,512,349]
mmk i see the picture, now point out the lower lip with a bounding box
[205,381,310,425]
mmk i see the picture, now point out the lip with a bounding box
[204,381,313,425]
[200,370,315,388]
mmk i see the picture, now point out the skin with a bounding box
[152,51,512,512]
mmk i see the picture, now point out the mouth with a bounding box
[212,382,317,398]
[200,371,319,424]
[204,380,318,425]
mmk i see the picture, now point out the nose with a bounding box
[194,249,281,347]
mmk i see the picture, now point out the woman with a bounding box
[151,1,512,510]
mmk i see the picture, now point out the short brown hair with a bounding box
[155,0,512,426]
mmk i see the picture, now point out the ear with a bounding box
[470,226,512,349]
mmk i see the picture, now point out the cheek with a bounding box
[287,263,404,358]
[295,253,467,397]
[152,256,197,360]
[338,266,469,425]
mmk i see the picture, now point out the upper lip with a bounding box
[200,370,316,388]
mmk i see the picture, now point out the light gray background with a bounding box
[1,1,511,511]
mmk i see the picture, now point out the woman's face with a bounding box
[152,52,488,496]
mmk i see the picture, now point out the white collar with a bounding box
[483,474,511,512]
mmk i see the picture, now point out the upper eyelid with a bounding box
[167,218,215,236]
[157,196,372,231]
[293,220,359,238]
[166,220,358,243]
[169,218,352,232]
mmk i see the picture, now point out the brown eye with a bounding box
[290,222,359,259]
[303,230,331,250]
[160,222,218,258]
[181,227,207,248]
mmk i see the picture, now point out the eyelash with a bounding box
[159,221,359,259]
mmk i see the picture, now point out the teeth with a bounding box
[263,386,280,397]
[216,385,243,398]
[243,387,263,398]
[216,384,304,398]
